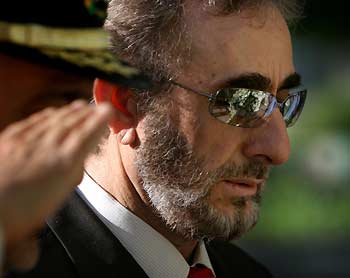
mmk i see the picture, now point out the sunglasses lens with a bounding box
[209,88,272,127]
[282,89,307,127]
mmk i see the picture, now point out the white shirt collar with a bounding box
[77,173,215,278]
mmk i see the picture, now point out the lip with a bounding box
[221,178,264,197]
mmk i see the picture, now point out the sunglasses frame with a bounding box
[170,80,307,128]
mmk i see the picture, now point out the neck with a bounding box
[85,136,199,261]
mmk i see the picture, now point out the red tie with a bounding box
[188,264,215,278]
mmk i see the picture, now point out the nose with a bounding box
[242,110,291,165]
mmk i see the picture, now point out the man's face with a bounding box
[135,6,297,241]
[0,53,93,131]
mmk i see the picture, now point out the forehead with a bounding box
[0,54,92,129]
[0,54,92,93]
[182,5,294,91]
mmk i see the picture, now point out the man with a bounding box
[0,0,148,273]
[8,0,307,277]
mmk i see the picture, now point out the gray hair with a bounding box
[105,0,302,91]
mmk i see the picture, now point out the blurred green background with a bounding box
[237,1,350,277]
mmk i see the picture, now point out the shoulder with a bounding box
[6,192,147,278]
[5,226,77,278]
[206,240,273,278]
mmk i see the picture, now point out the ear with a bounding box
[93,79,137,139]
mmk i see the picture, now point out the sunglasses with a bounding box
[170,81,307,128]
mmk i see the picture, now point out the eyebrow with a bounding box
[223,72,302,92]
[278,72,301,90]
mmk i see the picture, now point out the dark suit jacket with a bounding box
[6,192,272,277]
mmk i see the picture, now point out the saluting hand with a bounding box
[0,100,113,245]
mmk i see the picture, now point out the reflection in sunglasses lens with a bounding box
[283,89,307,127]
[210,88,270,127]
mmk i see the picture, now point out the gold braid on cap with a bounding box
[40,48,139,76]
[0,21,139,77]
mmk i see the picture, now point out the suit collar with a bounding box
[77,173,215,278]
[47,191,148,277]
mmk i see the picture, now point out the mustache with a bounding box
[209,160,270,182]
[192,160,270,201]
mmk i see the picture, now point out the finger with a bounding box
[31,105,113,200]
[0,107,56,139]
[0,100,86,141]
[40,102,97,145]
[61,103,113,161]
[23,100,88,143]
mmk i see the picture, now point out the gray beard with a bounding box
[135,110,268,241]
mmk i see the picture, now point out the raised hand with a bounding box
[0,100,113,245]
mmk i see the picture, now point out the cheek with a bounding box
[196,128,244,170]
[178,98,244,170]
[0,70,43,130]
